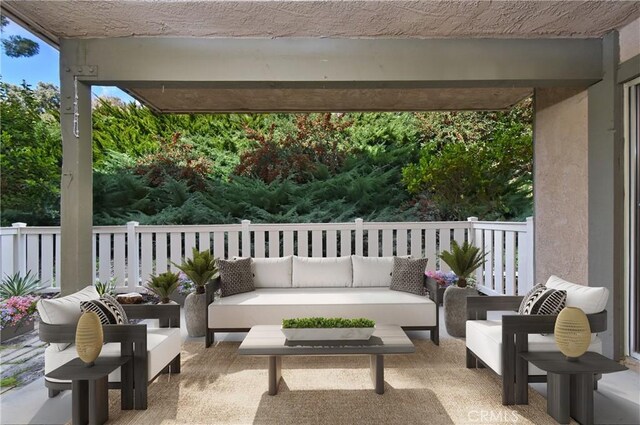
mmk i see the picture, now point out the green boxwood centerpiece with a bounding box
[282,317,375,329]
[281,317,376,341]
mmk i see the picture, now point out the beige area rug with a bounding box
[102,338,570,425]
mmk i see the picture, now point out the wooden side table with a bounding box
[519,351,627,425]
[46,357,132,425]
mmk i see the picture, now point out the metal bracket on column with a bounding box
[60,65,98,115]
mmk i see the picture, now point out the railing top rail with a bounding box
[362,221,471,230]
[0,228,19,235]
[470,221,528,231]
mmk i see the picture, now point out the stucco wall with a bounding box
[534,88,589,285]
[619,16,640,63]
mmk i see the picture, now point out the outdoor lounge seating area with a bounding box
[1,1,640,424]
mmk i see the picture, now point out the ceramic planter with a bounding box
[185,292,207,337]
[281,327,375,341]
[443,286,477,337]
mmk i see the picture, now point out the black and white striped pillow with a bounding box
[519,285,567,315]
[80,294,128,325]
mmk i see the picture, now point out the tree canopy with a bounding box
[0,82,533,226]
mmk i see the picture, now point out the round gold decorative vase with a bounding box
[76,311,103,367]
[554,307,591,361]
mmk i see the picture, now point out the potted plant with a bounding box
[144,271,180,304]
[439,240,487,337]
[175,248,218,337]
[0,295,40,341]
[425,270,458,305]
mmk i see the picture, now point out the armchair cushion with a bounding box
[36,286,100,351]
[466,319,603,375]
[44,327,180,383]
[545,275,609,314]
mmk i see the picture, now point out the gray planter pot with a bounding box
[185,292,207,337]
[443,286,477,337]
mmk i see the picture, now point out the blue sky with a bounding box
[1,21,134,102]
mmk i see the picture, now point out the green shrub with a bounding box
[282,317,375,329]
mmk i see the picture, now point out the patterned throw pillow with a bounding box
[519,285,567,315]
[80,293,128,325]
[389,257,429,296]
[218,257,255,297]
[517,283,546,314]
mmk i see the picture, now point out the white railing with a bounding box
[0,217,534,296]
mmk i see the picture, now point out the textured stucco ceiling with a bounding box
[129,87,532,112]
[4,0,640,41]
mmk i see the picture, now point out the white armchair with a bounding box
[37,286,181,410]
[465,276,609,405]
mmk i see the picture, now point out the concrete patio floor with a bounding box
[1,309,638,425]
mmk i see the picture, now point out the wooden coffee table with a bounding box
[238,324,415,395]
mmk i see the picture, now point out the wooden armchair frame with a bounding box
[39,303,181,410]
[466,295,607,405]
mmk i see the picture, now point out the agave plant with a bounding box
[94,278,117,296]
[438,240,487,288]
[0,271,42,298]
[174,248,218,294]
[144,272,180,303]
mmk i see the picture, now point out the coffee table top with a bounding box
[46,357,130,381]
[520,351,628,375]
[238,325,415,356]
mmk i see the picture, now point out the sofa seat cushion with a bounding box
[466,319,603,376]
[44,327,181,383]
[208,288,436,328]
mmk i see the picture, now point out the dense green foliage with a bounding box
[282,317,376,329]
[1,81,533,226]
[1,82,61,224]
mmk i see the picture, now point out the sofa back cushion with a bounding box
[235,256,293,288]
[545,275,609,314]
[292,256,352,287]
[37,285,100,351]
[352,255,395,287]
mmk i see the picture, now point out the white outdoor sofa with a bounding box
[465,275,609,405]
[205,255,439,347]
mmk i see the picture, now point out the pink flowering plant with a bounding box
[425,270,458,288]
[0,295,40,330]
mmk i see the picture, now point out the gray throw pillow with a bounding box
[218,257,255,297]
[389,257,429,296]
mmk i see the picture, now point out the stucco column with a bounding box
[59,49,94,295]
[534,88,589,285]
